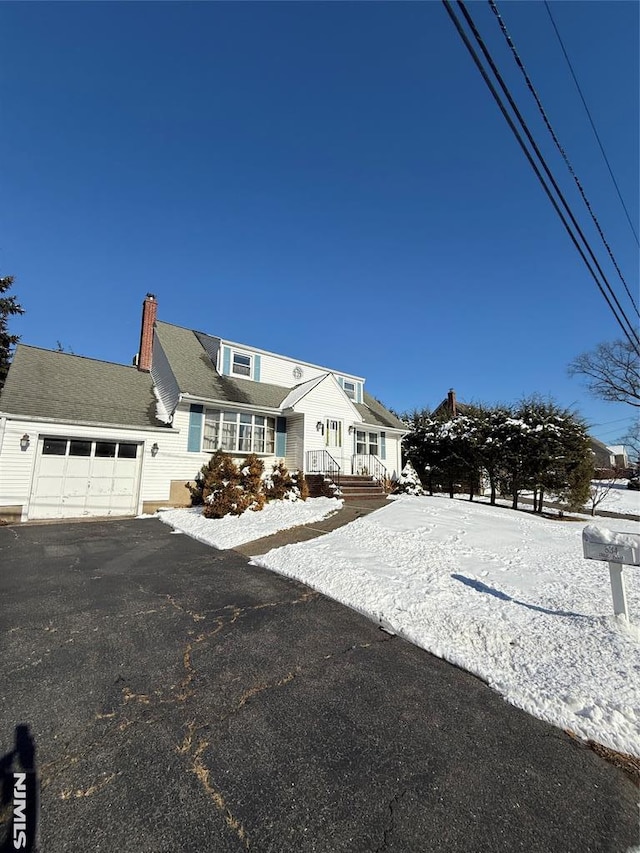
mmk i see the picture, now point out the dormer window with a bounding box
[343,380,356,400]
[232,352,252,377]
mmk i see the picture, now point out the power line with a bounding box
[543,0,640,249]
[590,416,637,428]
[489,0,640,319]
[441,0,640,356]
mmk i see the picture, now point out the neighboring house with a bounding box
[0,294,406,522]
[606,445,629,470]
[589,437,615,470]
[432,388,471,420]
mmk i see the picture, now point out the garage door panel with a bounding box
[33,475,66,497]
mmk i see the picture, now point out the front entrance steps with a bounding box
[306,473,387,502]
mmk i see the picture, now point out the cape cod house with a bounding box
[0,294,406,522]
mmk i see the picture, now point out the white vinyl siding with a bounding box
[219,340,363,390]
[284,414,304,472]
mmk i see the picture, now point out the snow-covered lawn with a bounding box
[157,496,342,549]
[250,495,640,758]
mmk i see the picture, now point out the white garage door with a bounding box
[30,437,143,519]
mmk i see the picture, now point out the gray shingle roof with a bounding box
[0,345,160,428]
[155,322,291,409]
[356,393,406,430]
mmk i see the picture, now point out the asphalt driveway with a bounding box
[0,519,638,852]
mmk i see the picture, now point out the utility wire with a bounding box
[543,0,640,249]
[456,0,640,349]
[440,0,640,356]
[489,0,640,318]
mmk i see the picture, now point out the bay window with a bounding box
[204,409,276,453]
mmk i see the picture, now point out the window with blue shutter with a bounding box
[187,404,204,452]
[275,417,287,457]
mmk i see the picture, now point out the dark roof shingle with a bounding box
[0,345,160,428]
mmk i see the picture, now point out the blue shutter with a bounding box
[337,376,344,388]
[188,405,204,452]
[275,417,287,457]
[356,383,363,403]
[254,354,261,382]
[222,347,231,375]
[380,431,386,460]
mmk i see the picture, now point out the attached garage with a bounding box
[29,437,143,519]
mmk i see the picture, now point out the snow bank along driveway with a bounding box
[254,495,640,758]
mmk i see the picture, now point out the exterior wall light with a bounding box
[20,434,30,451]
[316,421,324,435]
[151,442,159,457]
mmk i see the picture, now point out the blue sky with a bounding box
[1,1,638,445]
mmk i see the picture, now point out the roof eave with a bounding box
[0,411,172,433]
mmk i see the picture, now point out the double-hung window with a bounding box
[232,352,252,377]
[343,380,356,400]
[355,430,379,456]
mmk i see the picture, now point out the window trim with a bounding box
[231,350,253,378]
[343,380,356,400]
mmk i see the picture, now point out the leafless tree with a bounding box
[586,468,624,516]
[569,339,640,408]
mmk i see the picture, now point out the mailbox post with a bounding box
[582,525,640,621]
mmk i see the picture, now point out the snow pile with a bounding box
[254,495,640,757]
[157,496,342,549]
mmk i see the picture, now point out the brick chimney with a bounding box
[447,388,457,417]
[137,293,157,372]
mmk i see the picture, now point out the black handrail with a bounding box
[352,454,388,487]
[305,450,340,489]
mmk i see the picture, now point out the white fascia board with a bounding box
[280,375,327,409]
[0,412,174,433]
[357,422,408,435]
[218,338,365,383]
[180,393,282,416]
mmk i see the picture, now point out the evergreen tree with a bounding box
[393,461,425,496]
[0,275,24,389]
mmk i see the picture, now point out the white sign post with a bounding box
[582,525,640,621]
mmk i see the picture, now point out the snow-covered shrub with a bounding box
[263,461,308,502]
[393,461,426,496]
[239,454,266,511]
[189,452,309,518]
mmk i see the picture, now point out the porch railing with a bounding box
[352,454,388,485]
[305,450,340,488]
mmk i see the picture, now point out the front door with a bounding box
[325,418,346,472]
